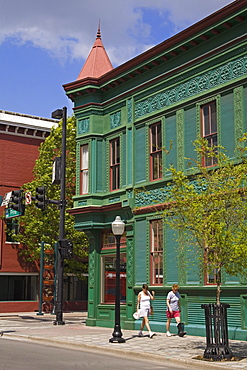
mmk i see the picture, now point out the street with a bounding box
[0,338,192,370]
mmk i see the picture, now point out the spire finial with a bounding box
[96,19,101,39]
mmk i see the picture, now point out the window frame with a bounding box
[5,218,19,243]
[150,219,163,286]
[201,100,218,167]
[80,144,89,195]
[149,122,162,181]
[101,253,126,304]
[110,137,120,191]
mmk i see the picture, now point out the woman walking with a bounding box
[137,284,155,338]
[166,284,186,337]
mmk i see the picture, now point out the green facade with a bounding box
[64,2,247,340]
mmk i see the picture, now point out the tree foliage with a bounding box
[14,116,88,278]
[163,138,247,304]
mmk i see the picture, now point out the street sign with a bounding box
[1,191,12,207]
[25,191,32,205]
[5,208,21,219]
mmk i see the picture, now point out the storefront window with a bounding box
[101,254,126,304]
[0,275,37,301]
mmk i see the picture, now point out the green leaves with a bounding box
[163,138,247,302]
[15,116,88,278]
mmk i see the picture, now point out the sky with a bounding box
[0,0,234,119]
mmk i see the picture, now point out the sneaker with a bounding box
[166,331,172,337]
[138,331,143,337]
[149,331,155,338]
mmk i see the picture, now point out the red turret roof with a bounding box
[77,26,113,80]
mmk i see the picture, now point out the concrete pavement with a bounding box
[0,312,246,369]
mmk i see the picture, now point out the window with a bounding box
[150,122,162,180]
[204,248,218,284]
[63,275,88,301]
[150,219,163,285]
[110,138,120,191]
[0,275,37,301]
[201,101,217,167]
[101,254,126,304]
[5,218,19,242]
[80,144,88,194]
[102,231,126,250]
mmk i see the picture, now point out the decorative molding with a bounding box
[78,118,89,135]
[127,98,133,124]
[176,109,184,171]
[135,186,170,208]
[78,200,87,206]
[110,111,121,129]
[127,189,133,198]
[76,142,81,195]
[146,220,150,283]
[89,251,95,287]
[217,95,221,148]
[127,238,133,287]
[234,86,244,151]
[104,101,126,115]
[109,197,120,203]
[135,55,247,119]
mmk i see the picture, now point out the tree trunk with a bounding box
[216,268,221,306]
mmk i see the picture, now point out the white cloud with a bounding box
[0,0,234,66]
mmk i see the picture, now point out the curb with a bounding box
[2,332,244,370]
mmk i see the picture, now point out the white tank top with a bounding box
[139,291,151,309]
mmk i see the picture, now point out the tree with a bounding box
[14,116,88,278]
[163,138,247,304]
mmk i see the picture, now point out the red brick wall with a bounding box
[0,132,45,312]
[0,133,43,191]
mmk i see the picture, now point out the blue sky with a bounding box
[0,0,233,119]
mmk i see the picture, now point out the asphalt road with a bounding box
[0,338,192,370]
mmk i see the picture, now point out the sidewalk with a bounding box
[0,312,246,369]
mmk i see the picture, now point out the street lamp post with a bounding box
[51,106,67,325]
[109,216,126,343]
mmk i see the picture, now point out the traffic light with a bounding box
[9,190,25,215]
[36,186,46,210]
[58,239,73,259]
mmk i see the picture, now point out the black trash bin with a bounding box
[201,303,233,361]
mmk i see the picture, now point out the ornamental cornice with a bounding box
[135,54,247,120]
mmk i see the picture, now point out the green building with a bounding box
[64,0,247,340]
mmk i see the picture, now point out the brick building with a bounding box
[0,110,56,312]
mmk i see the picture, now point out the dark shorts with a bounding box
[166,310,180,319]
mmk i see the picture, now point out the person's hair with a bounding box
[142,284,148,290]
[172,284,179,290]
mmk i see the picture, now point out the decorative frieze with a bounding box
[110,111,121,129]
[78,118,89,135]
[135,56,247,119]
[135,186,171,208]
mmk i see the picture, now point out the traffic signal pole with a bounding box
[52,106,67,325]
